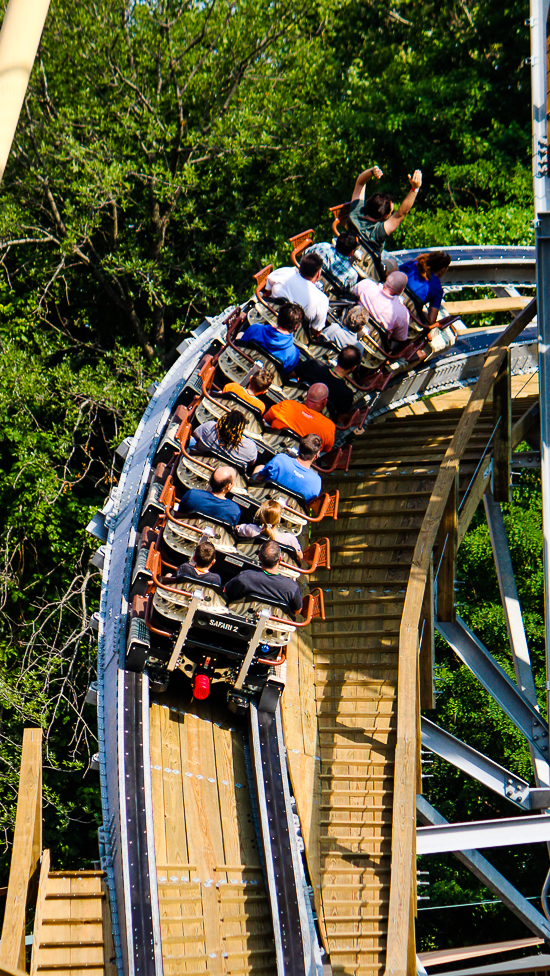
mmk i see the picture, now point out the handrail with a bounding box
[280,537,331,576]
[254,264,278,314]
[383,297,538,976]
[0,728,42,972]
[289,587,325,627]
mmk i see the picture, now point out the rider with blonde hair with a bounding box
[235,498,303,559]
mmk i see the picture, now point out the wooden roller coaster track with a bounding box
[138,301,539,976]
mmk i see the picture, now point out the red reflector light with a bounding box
[193,673,210,700]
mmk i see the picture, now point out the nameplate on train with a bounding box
[207,618,242,633]
[224,556,244,567]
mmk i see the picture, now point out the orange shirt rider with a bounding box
[263,383,335,453]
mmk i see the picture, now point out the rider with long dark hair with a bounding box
[191,409,258,466]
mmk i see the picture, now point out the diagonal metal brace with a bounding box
[436,617,550,763]
[421,717,531,808]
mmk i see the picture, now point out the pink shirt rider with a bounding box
[352,278,410,342]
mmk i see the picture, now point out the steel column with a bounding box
[529,0,550,213]
[536,213,550,734]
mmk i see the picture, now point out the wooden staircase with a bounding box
[30,853,115,976]
[0,730,115,976]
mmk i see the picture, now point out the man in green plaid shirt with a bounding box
[305,230,359,292]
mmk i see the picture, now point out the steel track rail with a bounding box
[390,245,535,287]
[249,703,321,976]
[96,311,235,976]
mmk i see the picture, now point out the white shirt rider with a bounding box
[266,252,329,332]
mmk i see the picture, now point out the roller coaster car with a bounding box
[131,508,328,608]
[126,547,325,713]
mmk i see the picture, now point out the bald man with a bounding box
[352,271,410,342]
[263,383,335,452]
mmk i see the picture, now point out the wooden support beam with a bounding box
[419,937,544,969]
[436,473,458,622]
[492,350,512,503]
[419,560,435,710]
[0,963,33,976]
[0,728,43,971]
[442,297,530,316]
[29,850,50,976]
[458,458,493,545]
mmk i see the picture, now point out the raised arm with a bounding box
[384,170,422,235]
[351,164,383,201]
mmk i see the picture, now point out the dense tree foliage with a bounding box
[0,0,542,951]
[0,0,533,361]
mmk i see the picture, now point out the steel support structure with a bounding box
[435,617,550,763]
[416,797,550,942]
[420,717,533,809]
[530,0,550,731]
[417,811,550,855]
[484,492,550,790]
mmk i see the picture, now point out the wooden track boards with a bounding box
[284,392,538,976]
[149,688,276,974]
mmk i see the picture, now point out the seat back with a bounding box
[358,318,392,367]
[227,600,296,646]
[194,396,263,437]
[253,264,277,313]
[328,202,351,237]
[288,229,314,267]
[153,580,227,622]
[217,342,280,389]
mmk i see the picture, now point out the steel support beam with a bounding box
[484,492,550,790]
[418,811,550,855]
[512,452,542,468]
[537,212,550,733]
[417,797,550,941]
[421,717,531,808]
[484,492,539,701]
[436,617,550,763]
